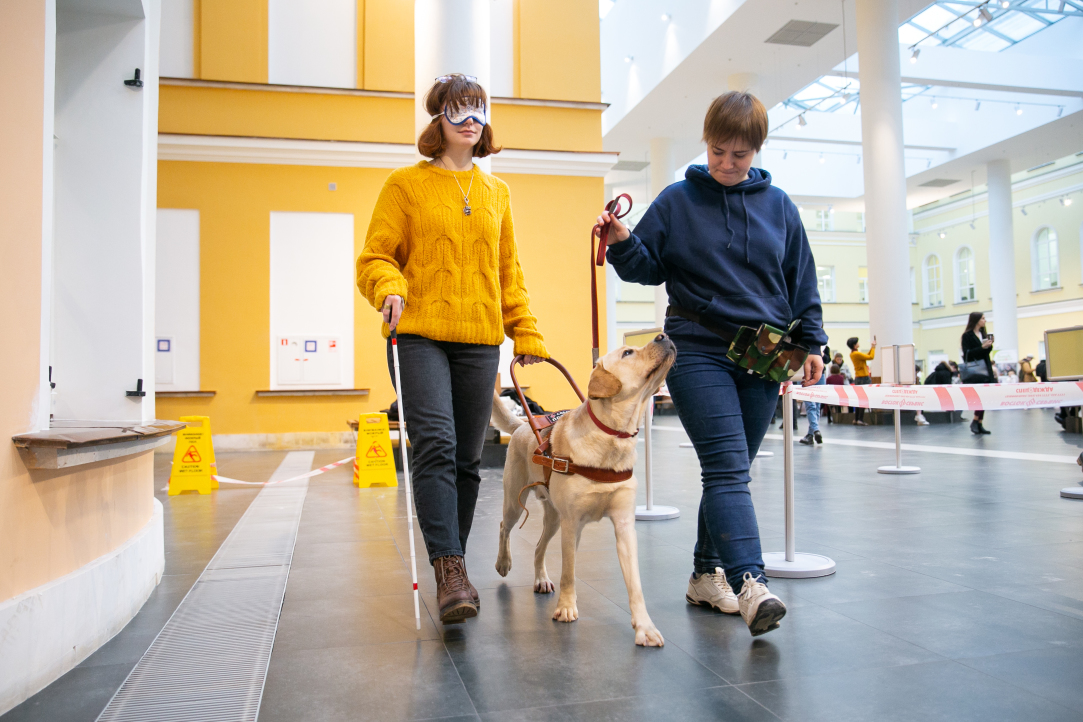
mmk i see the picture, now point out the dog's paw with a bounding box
[552,604,579,623]
[494,553,511,577]
[534,576,554,594]
[634,624,665,647]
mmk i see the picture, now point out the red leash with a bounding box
[591,194,633,366]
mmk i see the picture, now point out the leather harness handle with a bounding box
[591,194,633,366]
[509,355,586,450]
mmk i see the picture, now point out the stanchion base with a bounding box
[763,552,836,578]
[757,451,775,457]
[679,442,693,448]
[635,505,680,520]
[877,465,921,475]
[1061,487,1083,499]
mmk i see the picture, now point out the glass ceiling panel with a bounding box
[957,31,1011,51]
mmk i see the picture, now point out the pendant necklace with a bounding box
[449,165,475,216]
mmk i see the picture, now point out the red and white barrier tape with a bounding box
[162,456,357,492]
[789,381,1083,412]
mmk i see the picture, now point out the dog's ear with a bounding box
[588,363,623,399]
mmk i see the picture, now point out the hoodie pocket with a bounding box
[706,293,791,329]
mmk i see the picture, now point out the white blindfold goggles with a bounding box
[433,102,487,127]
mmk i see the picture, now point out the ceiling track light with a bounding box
[661,13,671,21]
[927,159,932,169]
[856,155,862,164]
[1063,197,1074,207]
[1000,0,1010,7]
[970,222,976,230]
[797,114,807,128]
[783,151,788,160]
[910,48,920,64]
[829,205,835,214]
[624,55,633,63]
[819,153,825,164]
[1021,206,1028,215]
[939,232,947,239]
[979,7,993,22]
[975,101,981,111]
[1058,106,1064,117]
[931,98,938,109]
[1016,105,1023,115]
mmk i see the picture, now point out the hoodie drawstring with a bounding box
[723,192,753,263]
[741,193,751,264]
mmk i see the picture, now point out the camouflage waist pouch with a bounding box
[666,305,810,383]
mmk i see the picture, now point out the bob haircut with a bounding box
[846,337,859,350]
[702,91,768,152]
[417,74,501,159]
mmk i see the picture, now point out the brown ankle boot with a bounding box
[463,559,480,610]
[433,555,477,624]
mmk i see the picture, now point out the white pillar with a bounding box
[987,159,1019,362]
[855,0,913,349]
[649,137,674,328]
[414,0,491,172]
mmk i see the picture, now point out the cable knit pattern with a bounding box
[357,161,548,358]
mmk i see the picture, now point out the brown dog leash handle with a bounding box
[508,355,587,449]
[591,194,633,365]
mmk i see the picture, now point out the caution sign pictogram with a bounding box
[181,445,202,463]
[354,412,398,488]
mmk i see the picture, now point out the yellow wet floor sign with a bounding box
[180,416,218,488]
[354,412,397,488]
[169,417,216,495]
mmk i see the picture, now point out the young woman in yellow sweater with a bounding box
[356,75,548,624]
[847,336,877,425]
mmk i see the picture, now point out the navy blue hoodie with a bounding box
[607,165,827,351]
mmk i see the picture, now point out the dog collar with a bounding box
[587,401,639,439]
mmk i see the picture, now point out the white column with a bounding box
[987,159,1019,362]
[649,137,674,328]
[414,0,491,172]
[855,0,913,349]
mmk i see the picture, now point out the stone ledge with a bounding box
[12,420,186,470]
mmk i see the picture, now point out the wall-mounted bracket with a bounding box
[124,68,143,88]
[126,379,146,397]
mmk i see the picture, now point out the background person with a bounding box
[832,351,853,382]
[357,74,548,624]
[601,91,826,637]
[960,311,994,435]
[801,347,829,445]
[847,336,876,425]
[1020,355,1037,382]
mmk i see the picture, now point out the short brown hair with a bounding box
[702,91,768,152]
[417,74,501,159]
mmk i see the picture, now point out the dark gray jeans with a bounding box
[386,334,500,564]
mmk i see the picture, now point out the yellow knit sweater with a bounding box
[356,161,548,358]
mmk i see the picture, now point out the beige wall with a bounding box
[0,0,156,603]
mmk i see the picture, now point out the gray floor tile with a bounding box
[960,643,1083,714]
[477,685,776,721]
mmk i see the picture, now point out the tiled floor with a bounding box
[6,409,1083,721]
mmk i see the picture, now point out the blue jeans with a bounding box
[805,371,827,432]
[666,347,778,592]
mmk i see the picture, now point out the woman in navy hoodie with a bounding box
[602,92,826,637]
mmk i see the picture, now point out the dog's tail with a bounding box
[491,391,525,435]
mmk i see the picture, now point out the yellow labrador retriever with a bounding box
[490,334,676,646]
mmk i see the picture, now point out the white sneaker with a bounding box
[916,413,930,426]
[686,567,739,614]
[738,572,787,636]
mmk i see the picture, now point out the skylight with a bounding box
[900,0,1081,51]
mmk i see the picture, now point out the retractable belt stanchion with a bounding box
[878,344,920,475]
[763,383,836,578]
[636,394,679,521]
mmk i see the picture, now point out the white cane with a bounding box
[390,330,422,631]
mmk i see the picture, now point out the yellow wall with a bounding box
[159,84,603,152]
[364,0,413,92]
[0,0,155,602]
[157,161,603,431]
[200,0,268,83]
[519,0,601,102]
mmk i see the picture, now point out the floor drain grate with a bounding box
[96,452,314,722]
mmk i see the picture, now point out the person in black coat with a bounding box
[924,361,953,386]
[960,311,994,435]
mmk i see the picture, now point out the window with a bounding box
[923,254,942,307]
[1032,226,1059,290]
[857,212,866,233]
[814,210,832,231]
[910,267,917,304]
[817,265,835,302]
[858,266,868,303]
[954,246,976,302]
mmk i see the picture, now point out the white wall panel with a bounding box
[268,0,356,89]
[490,0,514,97]
[155,209,200,390]
[159,0,194,78]
[269,212,355,389]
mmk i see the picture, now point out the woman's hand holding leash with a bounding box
[802,353,824,386]
[521,355,545,365]
[382,295,404,330]
[597,211,630,245]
